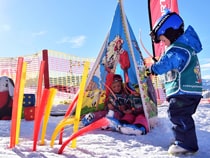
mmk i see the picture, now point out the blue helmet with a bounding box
[150,11,184,43]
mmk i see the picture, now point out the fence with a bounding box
[0,50,95,105]
[0,51,209,105]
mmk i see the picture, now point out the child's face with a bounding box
[159,35,171,47]
[111,81,122,93]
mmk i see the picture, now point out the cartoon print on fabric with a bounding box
[194,61,202,83]
[102,35,133,97]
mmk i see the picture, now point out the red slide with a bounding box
[58,117,109,154]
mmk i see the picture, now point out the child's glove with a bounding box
[145,68,151,77]
[145,66,156,76]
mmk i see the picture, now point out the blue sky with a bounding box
[0,0,210,79]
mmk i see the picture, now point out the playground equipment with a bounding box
[10,57,27,148]
[50,61,90,148]
[9,56,58,151]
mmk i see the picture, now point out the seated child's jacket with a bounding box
[128,94,144,115]
[106,92,130,117]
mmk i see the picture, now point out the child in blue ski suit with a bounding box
[149,10,202,155]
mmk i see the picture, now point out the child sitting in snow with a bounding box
[104,74,148,135]
[82,74,148,135]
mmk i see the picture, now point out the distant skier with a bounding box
[148,10,202,155]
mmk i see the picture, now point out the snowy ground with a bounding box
[0,103,210,158]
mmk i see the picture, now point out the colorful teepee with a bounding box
[52,0,158,153]
[80,0,157,130]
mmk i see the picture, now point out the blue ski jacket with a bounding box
[151,25,202,98]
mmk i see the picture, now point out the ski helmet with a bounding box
[150,11,184,43]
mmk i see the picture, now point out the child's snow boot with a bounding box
[168,143,197,155]
[102,117,122,131]
[120,124,146,135]
[81,113,95,126]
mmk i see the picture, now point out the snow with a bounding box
[1,103,210,158]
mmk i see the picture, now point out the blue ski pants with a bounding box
[167,95,202,152]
